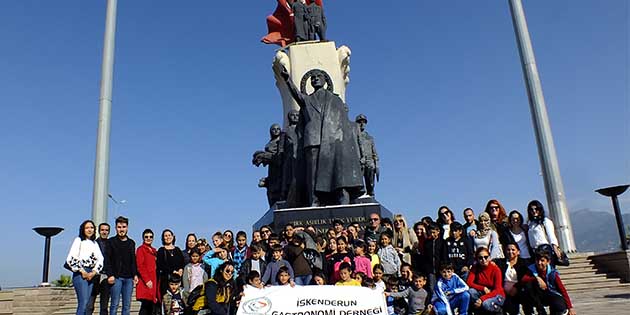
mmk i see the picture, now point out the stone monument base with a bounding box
[253,198,392,234]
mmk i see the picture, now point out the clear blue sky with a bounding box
[0,1,627,288]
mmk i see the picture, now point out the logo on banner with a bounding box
[242,297,272,315]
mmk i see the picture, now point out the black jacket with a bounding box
[444,236,474,274]
[104,237,137,278]
[495,257,529,290]
[412,238,445,275]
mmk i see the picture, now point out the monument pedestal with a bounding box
[253,200,392,233]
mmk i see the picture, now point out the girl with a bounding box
[312,269,327,285]
[66,220,104,315]
[328,236,354,282]
[373,264,386,291]
[378,231,401,278]
[353,240,373,277]
[367,238,381,270]
[275,266,292,286]
[183,248,208,293]
[205,262,236,315]
[223,230,235,252]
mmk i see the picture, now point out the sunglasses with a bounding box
[144,235,154,239]
[370,218,379,221]
[224,269,234,274]
[261,230,271,234]
[477,255,490,260]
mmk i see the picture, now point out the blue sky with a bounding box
[0,1,627,288]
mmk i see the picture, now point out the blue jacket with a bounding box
[432,274,469,315]
[527,264,562,297]
[261,259,294,285]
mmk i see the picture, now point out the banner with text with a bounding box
[237,286,387,315]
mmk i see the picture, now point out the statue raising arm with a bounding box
[280,66,307,107]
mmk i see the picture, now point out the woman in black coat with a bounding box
[157,229,185,298]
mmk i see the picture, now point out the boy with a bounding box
[385,277,407,315]
[162,274,186,315]
[233,231,249,275]
[521,249,575,315]
[335,262,361,286]
[398,263,414,291]
[422,223,446,295]
[386,272,433,315]
[444,222,473,280]
[432,263,470,315]
[238,244,267,285]
[261,245,295,285]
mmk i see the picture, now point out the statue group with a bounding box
[262,0,326,47]
[253,68,379,208]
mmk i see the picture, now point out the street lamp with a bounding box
[33,227,64,286]
[596,185,629,251]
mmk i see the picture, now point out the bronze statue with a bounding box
[356,114,379,196]
[253,123,284,206]
[292,0,309,42]
[280,67,363,206]
[280,110,301,206]
[307,1,326,41]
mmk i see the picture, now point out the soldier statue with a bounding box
[356,114,379,197]
[253,123,284,206]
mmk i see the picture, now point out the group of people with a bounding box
[66,199,575,315]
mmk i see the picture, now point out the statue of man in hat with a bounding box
[356,114,379,196]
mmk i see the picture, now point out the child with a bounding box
[521,249,575,315]
[423,223,446,295]
[328,236,354,283]
[353,271,366,284]
[386,272,432,315]
[385,277,407,315]
[233,231,249,275]
[444,222,473,280]
[261,245,295,285]
[353,240,373,278]
[212,232,224,249]
[432,263,470,315]
[163,274,186,315]
[399,263,413,291]
[362,277,376,289]
[367,238,381,270]
[378,230,401,278]
[373,264,386,291]
[336,262,361,286]
[238,244,267,284]
[275,266,292,286]
[312,268,327,285]
[202,247,234,279]
[183,248,209,294]
[245,270,263,289]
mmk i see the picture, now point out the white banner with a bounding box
[237,286,387,315]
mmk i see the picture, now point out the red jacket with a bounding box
[467,261,505,301]
[136,244,159,302]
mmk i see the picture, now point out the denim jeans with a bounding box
[433,290,470,315]
[294,275,313,286]
[109,277,133,315]
[469,288,504,313]
[73,270,94,315]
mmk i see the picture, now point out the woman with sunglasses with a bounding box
[136,229,159,315]
[484,199,511,246]
[205,262,237,315]
[436,206,455,240]
[467,247,505,314]
[526,200,560,253]
[392,214,417,264]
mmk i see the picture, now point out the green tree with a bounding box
[53,275,72,287]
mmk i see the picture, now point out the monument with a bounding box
[254,1,390,232]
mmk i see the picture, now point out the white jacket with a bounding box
[65,237,104,273]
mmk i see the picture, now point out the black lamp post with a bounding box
[596,185,629,251]
[33,227,64,286]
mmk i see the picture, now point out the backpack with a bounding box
[302,248,323,270]
[186,283,206,311]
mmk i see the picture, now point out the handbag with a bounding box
[541,223,570,266]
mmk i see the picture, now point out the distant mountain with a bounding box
[570,209,630,252]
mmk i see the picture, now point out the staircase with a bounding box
[52,289,142,315]
[557,253,630,292]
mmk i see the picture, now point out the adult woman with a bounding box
[157,229,185,298]
[392,214,417,264]
[205,262,237,315]
[66,220,104,315]
[526,200,560,253]
[473,213,504,259]
[506,210,533,262]
[223,230,235,252]
[436,206,455,240]
[496,242,531,315]
[182,233,197,265]
[136,229,159,315]
[467,247,505,314]
[484,199,510,246]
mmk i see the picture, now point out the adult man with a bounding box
[364,213,387,242]
[86,223,111,315]
[281,67,363,206]
[462,208,478,237]
[104,216,138,315]
[355,114,379,196]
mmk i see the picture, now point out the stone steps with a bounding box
[553,254,628,292]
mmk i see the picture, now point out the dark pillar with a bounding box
[33,227,64,285]
[596,185,629,251]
